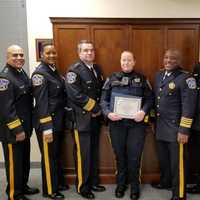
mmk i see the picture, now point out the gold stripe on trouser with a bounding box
[43,139,52,195]
[107,133,112,145]
[8,144,14,200]
[139,151,144,184]
[74,129,83,193]
[107,134,117,175]
[179,143,184,198]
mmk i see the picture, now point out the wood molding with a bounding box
[50,17,200,25]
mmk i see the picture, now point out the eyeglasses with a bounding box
[12,53,24,58]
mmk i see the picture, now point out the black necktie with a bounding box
[90,67,97,78]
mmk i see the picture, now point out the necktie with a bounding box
[90,66,97,78]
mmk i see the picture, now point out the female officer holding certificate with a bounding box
[100,51,154,200]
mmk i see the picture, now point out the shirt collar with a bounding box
[48,64,56,71]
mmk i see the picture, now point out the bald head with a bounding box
[163,49,181,71]
[6,45,25,69]
[120,51,136,73]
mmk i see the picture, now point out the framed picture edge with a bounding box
[35,38,53,61]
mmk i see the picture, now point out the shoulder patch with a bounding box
[0,78,9,91]
[180,69,189,74]
[2,67,8,73]
[32,74,44,86]
[186,77,196,89]
[67,72,77,84]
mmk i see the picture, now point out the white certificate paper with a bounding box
[114,96,142,119]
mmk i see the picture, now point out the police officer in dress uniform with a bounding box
[65,40,106,199]
[0,45,39,200]
[187,62,200,194]
[100,51,154,200]
[152,49,197,200]
[31,43,67,200]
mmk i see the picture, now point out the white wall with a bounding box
[26,0,200,74]
[20,0,200,162]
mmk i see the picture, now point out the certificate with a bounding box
[113,94,142,119]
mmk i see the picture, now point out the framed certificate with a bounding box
[111,92,142,119]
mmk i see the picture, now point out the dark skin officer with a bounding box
[0,45,39,200]
[65,40,105,199]
[100,51,154,200]
[32,44,66,200]
[152,49,197,200]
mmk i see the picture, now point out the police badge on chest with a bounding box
[121,77,129,85]
[168,81,176,90]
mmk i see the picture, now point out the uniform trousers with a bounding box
[36,131,63,195]
[156,140,188,198]
[2,139,30,200]
[73,117,101,193]
[109,121,146,193]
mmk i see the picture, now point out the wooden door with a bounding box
[51,18,200,184]
[91,25,129,77]
[53,24,90,75]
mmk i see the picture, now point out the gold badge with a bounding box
[169,82,175,90]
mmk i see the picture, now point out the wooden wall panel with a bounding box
[130,26,164,83]
[91,25,128,78]
[51,18,200,184]
[54,25,90,75]
[165,25,199,71]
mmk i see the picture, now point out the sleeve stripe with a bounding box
[180,123,192,128]
[83,98,96,111]
[180,117,193,123]
[7,119,22,130]
[40,116,52,124]
[180,117,193,128]
[144,115,149,123]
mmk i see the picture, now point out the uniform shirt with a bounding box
[32,61,66,133]
[100,70,154,124]
[65,60,104,132]
[0,64,32,143]
[154,67,197,142]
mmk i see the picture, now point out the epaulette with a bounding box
[112,71,123,79]
[134,71,145,79]
[70,62,81,70]
[179,69,189,74]
[2,67,9,74]
[34,64,46,74]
